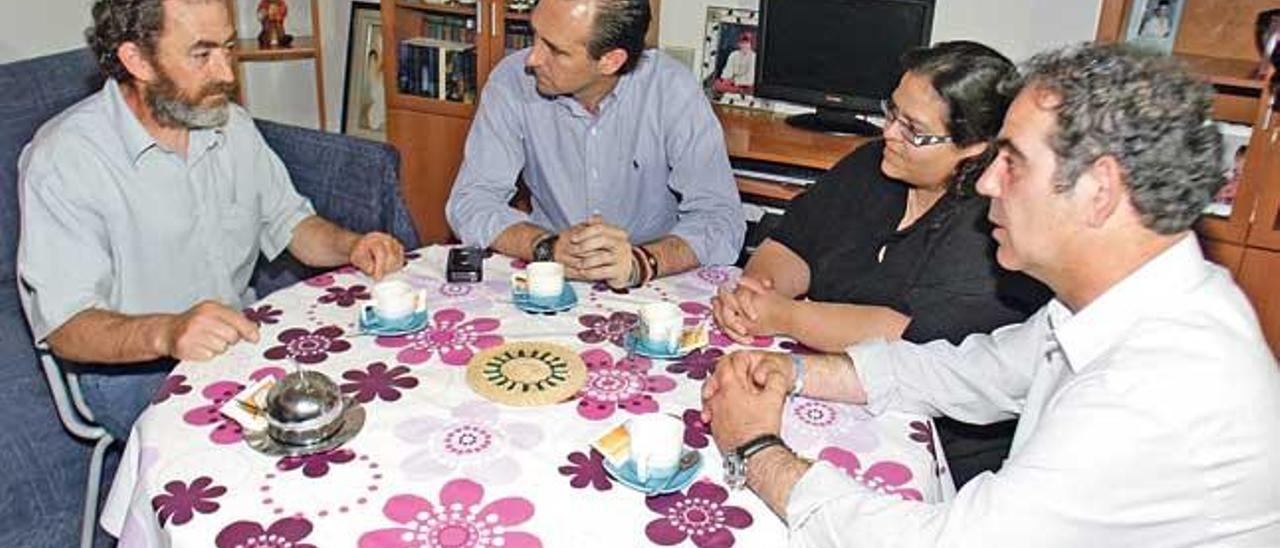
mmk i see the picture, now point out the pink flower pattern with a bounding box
[645,481,753,546]
[575,349,676,421]
[358,479,540,548]
[819,447,923,501]
[376,308,503,366]
[394,401,542,484]
[782,398,880,454]
[182,367,283,444]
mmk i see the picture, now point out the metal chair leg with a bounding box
[82,435,114,548]
[40,352,114,548]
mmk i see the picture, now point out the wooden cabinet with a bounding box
[379,0,661,243]
[1099,0,1280,354]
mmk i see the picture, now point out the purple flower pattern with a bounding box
[317,284,372,308]
[376,308,503,366]
[558,449,613,491]
[576,311,639,348]
[276,448,357,478]
[666,348,723,381]
[216,517,316,548]
[576,349,677,421]
[182,367,284,444]
[358,479,540,548]
[681,409,712,449]
[782,398,879,454]
[262,325,352,364]
[340,362,419,403]
[645,481,753,546]
[242,304,283,325]
[395,401,542,484]
[150,374,192,405]
[678,301,773,348]
[151,477,225,527]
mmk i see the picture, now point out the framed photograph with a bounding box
[1204,122,1253,218]
[341,1,386,141]
[1123,0,1185,54]
[700,7,765,109]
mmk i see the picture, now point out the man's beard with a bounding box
[145,69,235,129]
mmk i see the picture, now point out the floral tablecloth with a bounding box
[101,246,951,547]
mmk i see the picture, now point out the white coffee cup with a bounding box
[516,261,565,299]
[639,302,683,353]
[371,280,419,320]
[627,414,684,482]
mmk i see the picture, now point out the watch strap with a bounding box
[736,433,786,462]
[532,233,558,262]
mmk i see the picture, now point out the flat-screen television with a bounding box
[755,0,936,135]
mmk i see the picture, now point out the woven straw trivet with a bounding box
[466,341,587,406]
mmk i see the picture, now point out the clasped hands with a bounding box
[552,214,636,289]
[701,350,794,453]
[711,275,793,344]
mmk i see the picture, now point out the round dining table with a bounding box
[101,245,951,547]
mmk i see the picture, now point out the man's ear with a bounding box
[596,48,628,76]
[117,41,157,83]
[1081,155,1126,228]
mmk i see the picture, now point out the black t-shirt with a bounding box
[770,141,1049,345]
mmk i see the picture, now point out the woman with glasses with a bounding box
[711,41,1050,488]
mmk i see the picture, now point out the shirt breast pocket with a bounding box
[219,203,262,269]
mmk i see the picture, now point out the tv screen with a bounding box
[756,0,935,133]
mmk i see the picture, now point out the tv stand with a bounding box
[785,108,882,136]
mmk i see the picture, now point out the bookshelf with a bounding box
[380,0,661,243]
[225,0,326,128]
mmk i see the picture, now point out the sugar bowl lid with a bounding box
[265,370,344,432]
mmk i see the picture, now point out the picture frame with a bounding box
[700,7,765,109]
[1122,0,1184,54]
[341,1,387,141]
[1204,122,1253,218]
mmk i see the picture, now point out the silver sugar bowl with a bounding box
[264,370,345,446]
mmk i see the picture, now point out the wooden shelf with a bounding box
[396,1,478,16]
[235,36,318,62]
[716,105,866,171]
[736,177,807,202]
[504,11,532,21]
[1177,53,1264,90]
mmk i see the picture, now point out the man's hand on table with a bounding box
[701,350,791,451]
[160,301,260,362]
[558,214,635,288]
[350,231,406,280]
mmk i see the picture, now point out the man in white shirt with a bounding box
[701,43,1280,546]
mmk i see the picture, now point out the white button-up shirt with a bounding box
[785,235,1280,547]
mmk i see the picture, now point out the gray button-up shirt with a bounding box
[446,49,745,265]
[17,79,314,342]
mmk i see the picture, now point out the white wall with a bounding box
[659,0,1105,76]
[0,1,95,63]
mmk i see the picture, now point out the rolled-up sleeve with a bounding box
[16,142,113,343]
[446,68,530,248]
[662,76,744,266]
[249,126,314,260]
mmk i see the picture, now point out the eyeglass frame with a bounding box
[880,99,954,147]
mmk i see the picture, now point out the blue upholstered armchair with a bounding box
[0,48,419,547]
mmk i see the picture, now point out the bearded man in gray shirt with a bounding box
[16,0,406,440]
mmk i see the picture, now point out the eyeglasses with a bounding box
[880,99,953,147]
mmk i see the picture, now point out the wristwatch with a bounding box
[532,233,558,262]
[723,433,787,490]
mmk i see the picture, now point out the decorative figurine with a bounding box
[257,0,293,49]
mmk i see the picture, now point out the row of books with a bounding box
[397,37,478,104]
[504,21,533,56]
[421,13,477,44]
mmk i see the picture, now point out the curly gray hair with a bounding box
[1017,43,1224,234]
[86,0,220,84]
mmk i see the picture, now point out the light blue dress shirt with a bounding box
[446,49,745,265]
[17,80,315,342]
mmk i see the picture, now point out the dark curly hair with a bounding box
[1017,43,1223,235]
[86,0,168,83]
[586,0,651,75]
[902,41,1018,195]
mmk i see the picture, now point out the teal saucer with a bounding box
[512,284,578,313]
[624,331,684,360]
[359,306,429,336]
[602,449,703,495]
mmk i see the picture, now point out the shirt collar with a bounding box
[553,52,644,118]
[104,78,225,165]
[1049,234,1208,371]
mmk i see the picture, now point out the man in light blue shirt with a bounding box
[17,0,405,439]
[446,0,744,289]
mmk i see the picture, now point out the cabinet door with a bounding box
[1247,116,1280,251]
[387,108,473,244]
[1237,247,1280,356]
